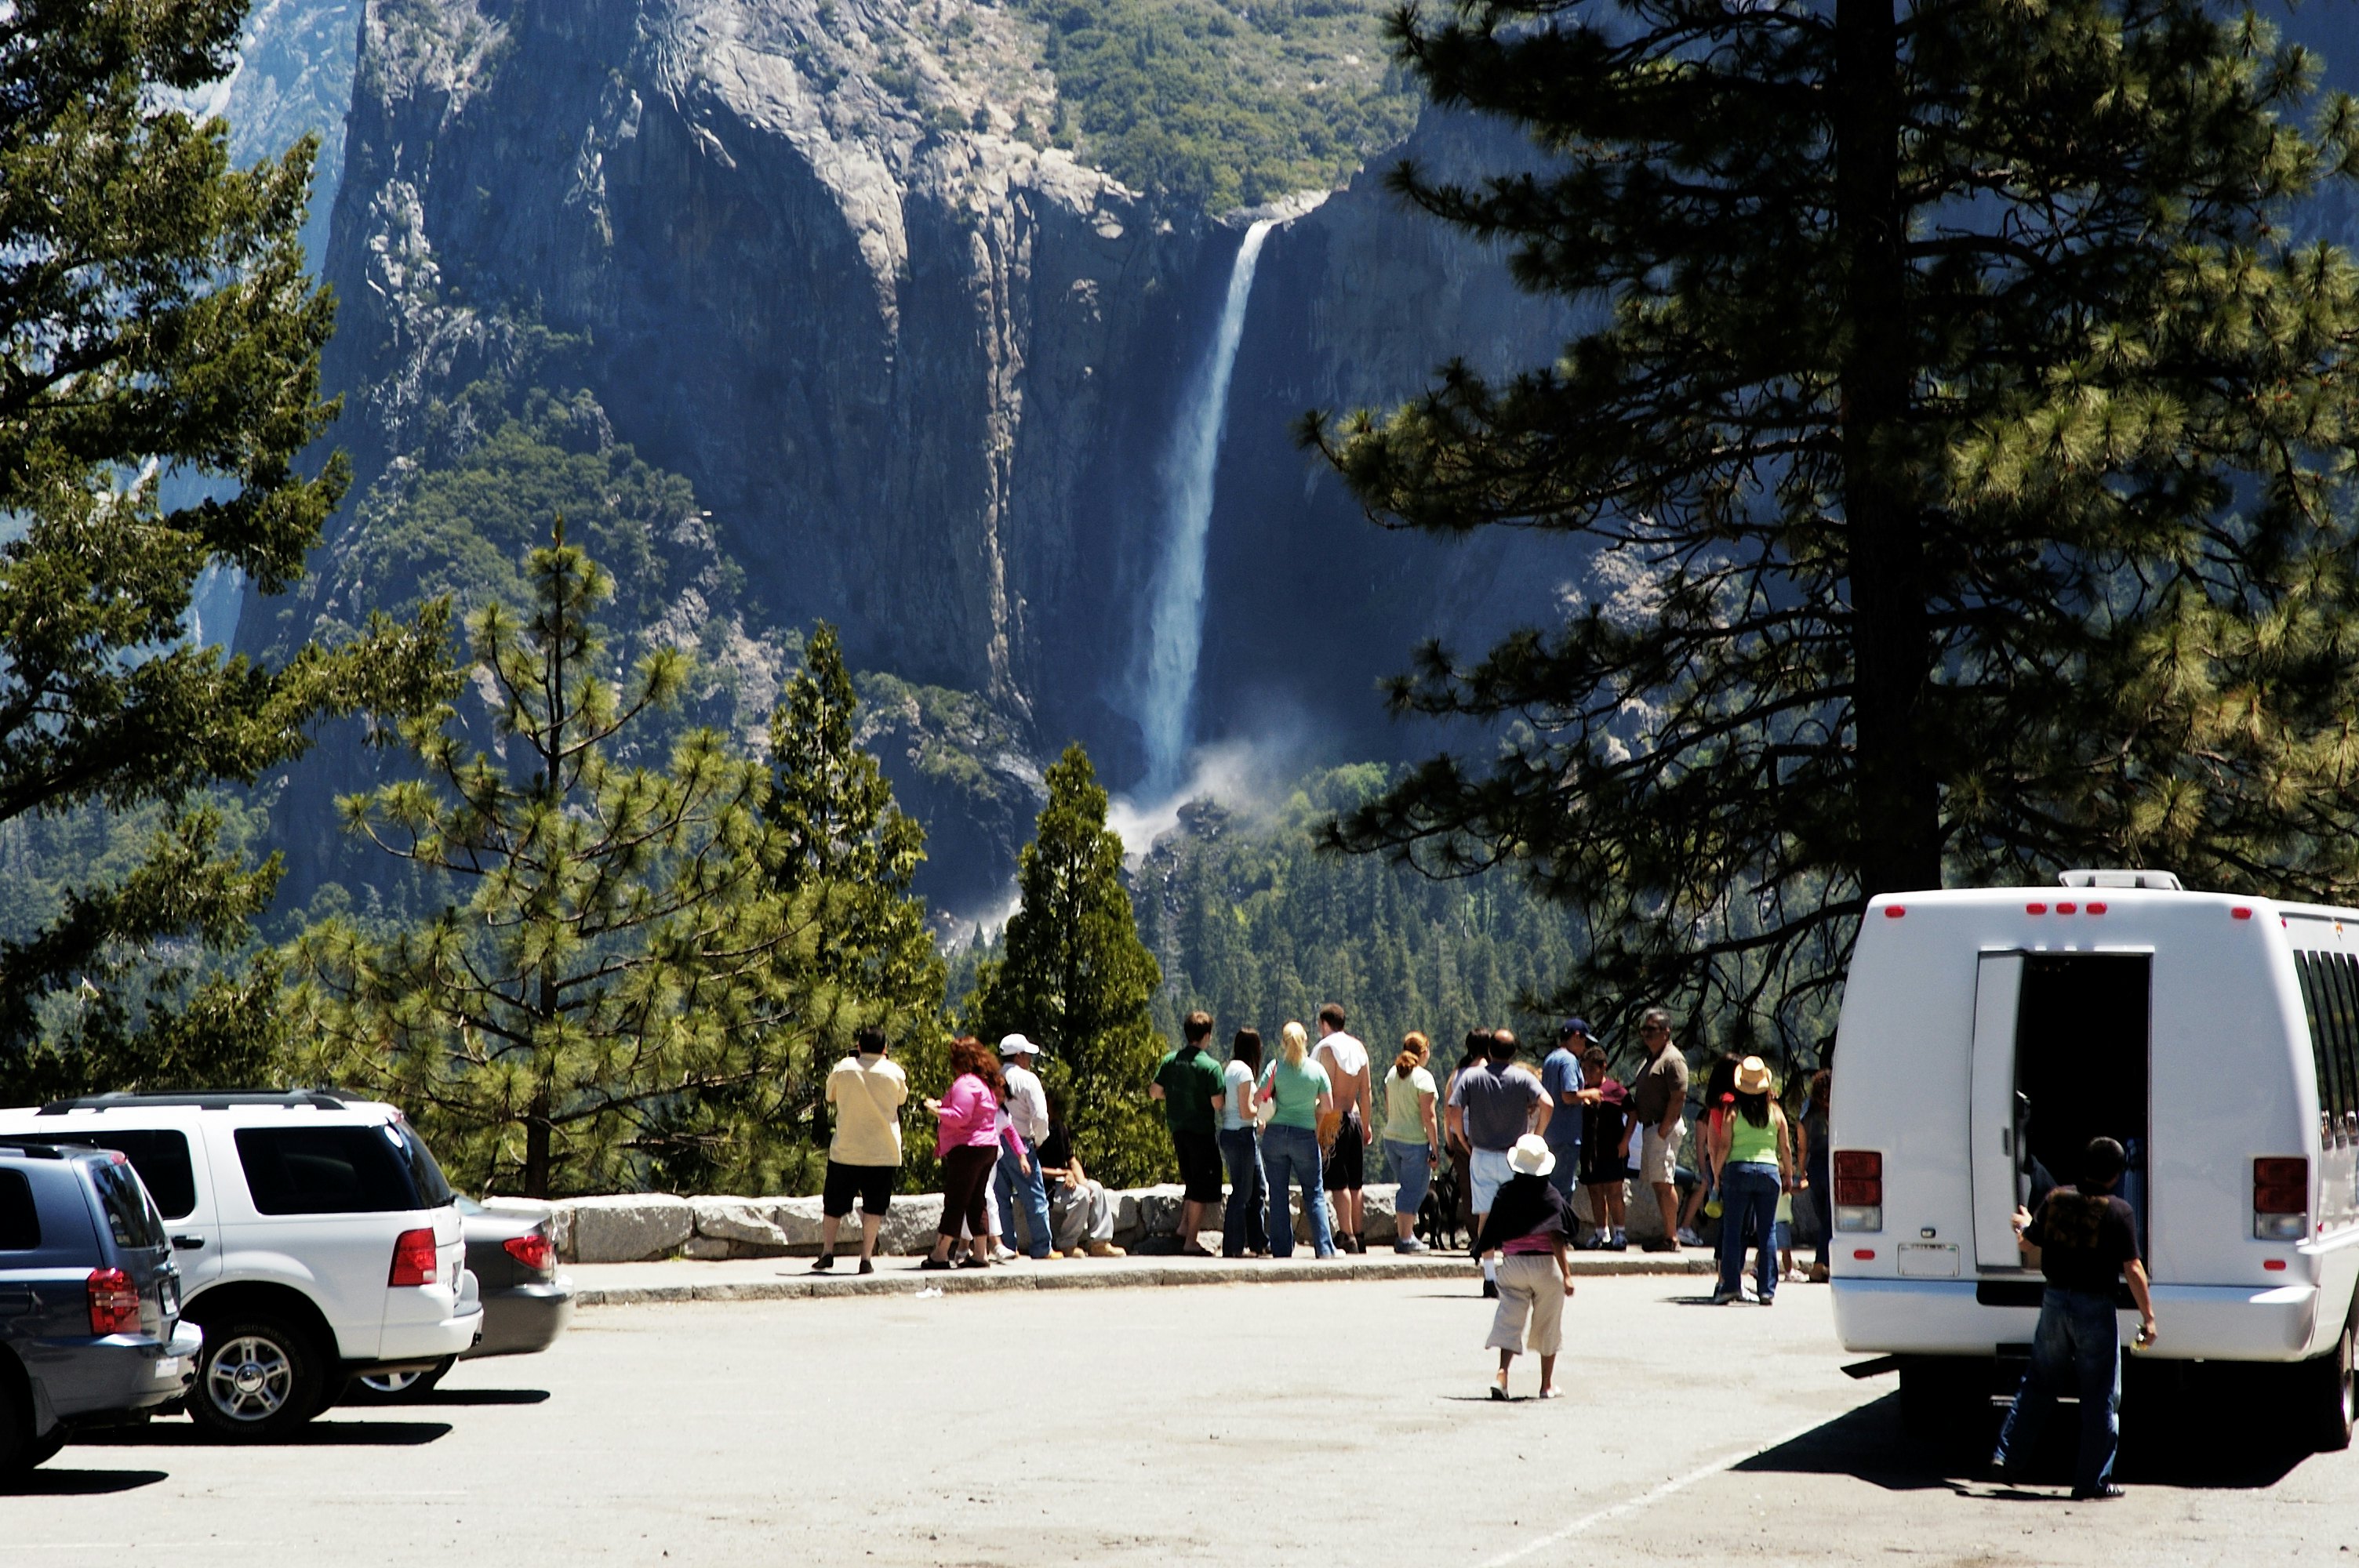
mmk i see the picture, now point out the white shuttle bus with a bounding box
[1830,870,2359,1450]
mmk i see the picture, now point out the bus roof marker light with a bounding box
[1884,906,1905,918]
[2026,902,2048,914]
[2232,907,2253,920]
[2087,902,2107,915]
[2056,901,2077,914]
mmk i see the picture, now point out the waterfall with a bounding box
[1133,218,1277,796]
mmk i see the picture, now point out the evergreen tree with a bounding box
[739,622,945,1189]
[286,525,831,1197]
[1314,0,2359,1044]
[0,0,447,1091]
[972,744,1166,1186]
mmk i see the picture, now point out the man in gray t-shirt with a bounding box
[1446,1029,1550,1295]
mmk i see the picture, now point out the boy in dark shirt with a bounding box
[1990,1136,2157,1499]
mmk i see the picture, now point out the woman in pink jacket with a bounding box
[922,1036,1028,1270]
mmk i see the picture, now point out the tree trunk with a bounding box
[523,1087,552,1200]
[1834,0,1942,896]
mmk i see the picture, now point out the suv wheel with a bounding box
[345,1356,455,1404]
[0,1377,47,1475]
[188,1316,327,1441]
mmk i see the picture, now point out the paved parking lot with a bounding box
[3,1273,2351,1564]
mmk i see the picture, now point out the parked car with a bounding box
[1,1140,202,1474]
[349,1196,573,1400]
[0,1091,482,1440]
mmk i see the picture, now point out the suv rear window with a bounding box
[393,1121,454,1207]
[42,1130,197,1219]
[0,1170,36,1250]
[234,1125,427,1215]
[88,1157,167,1250]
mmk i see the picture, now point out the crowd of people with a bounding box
[802,1007,1840,1303]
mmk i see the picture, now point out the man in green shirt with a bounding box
[1151,1011,1229,1257]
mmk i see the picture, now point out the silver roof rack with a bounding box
[2058,869,2184,891]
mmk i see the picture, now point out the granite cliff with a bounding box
[232,0,1570,910]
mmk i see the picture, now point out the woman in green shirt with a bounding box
[1257,1021,1336,1258]
[1707,1055,1794,1305]
[1383,1033,1441,1253]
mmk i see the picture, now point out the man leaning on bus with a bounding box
[1989,1135,2157,1500]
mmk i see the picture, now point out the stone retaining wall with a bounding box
[536,1184,1412,1263]
[515,1174,1817,1264]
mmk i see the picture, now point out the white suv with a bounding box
[0,1091,481,1439]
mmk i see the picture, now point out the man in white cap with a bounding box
[996,1033,1056,1259]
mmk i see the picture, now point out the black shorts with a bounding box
[823,1160,896,1218]
[1579,1143,1627,1187]
[1174,1131,1223,1204]
[1323,1111,1365,1191]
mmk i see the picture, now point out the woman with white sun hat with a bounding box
[1474,1132,1578,1400]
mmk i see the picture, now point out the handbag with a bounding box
[1316,1105,1344,1151]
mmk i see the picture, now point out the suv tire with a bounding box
[345,1356,456,1404]
[0,1375,41,1475]
[187,1313,329,1441]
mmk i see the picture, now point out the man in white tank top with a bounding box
[1314,1002,1376,1252]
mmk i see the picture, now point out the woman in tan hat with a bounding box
[1707,1055,1794,1305]
[1473,1132,1577,1399]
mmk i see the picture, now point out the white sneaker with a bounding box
[994,1245,1019,1262]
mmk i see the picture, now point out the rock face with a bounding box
[286,0,1572,866]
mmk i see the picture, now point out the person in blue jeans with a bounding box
[1707,1056,1791,1305]
[1538,1020,1597,1218]
[1218,1028,1270,1256]
[1991,1137,2157,1500]
[1257,1021,1336,1258]
[993,1034,1056,1258]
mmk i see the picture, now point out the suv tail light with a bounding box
[389,1227,439,1286]
[1833,1149,1883,1232]
[86,1267,140,1334]
[2255,1156,2309,1240]
[502,1231,554,1276]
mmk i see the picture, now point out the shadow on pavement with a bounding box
[82,1418,453,1447]
[1738,1388,2312,1493]
[0,1466,169,1496]
[409,1388,550,1406]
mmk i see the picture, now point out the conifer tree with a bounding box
[1314,0,2359,1042]
[971,744,1165,1186]
[731,623,945,1188]
[287,525,831,1197]
[0,0,446,1091]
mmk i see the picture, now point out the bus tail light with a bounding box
[1833,1149,1883,1232]
[2255,1157,2309,1240]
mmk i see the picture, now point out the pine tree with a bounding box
[1313,0,2359,1045]
[286,525,829,1197]
[740,622,946,1189]
[0,0,447,1091]
[972,744,1166,1186]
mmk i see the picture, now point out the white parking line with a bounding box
[1478,1416,1830,1568]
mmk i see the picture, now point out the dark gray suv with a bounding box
[0,1141,200,1473]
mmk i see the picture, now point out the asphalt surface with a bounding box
[3,1274,2351,1564]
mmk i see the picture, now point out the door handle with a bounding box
[2000,1129,2012,1155]
[172,1234,206,1250]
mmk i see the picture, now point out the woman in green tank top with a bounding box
[1707,1056,1792,1306]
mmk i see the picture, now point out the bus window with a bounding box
[2324,953,2359,1125]
[2338,954,2359,1128]
[2298,953,2338,1123]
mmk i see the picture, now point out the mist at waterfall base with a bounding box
[1129,218,1278,798]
